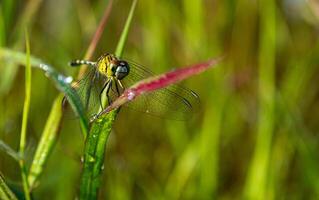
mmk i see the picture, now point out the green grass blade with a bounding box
[19,29,31,200]
[27,94,64,189]
[0,140,21,162]
[80,1,138,198]
[244,0,276,199]
[115,0,138,57]
[80,110,117,199]
[39,63,89,137]
[0,173,18,200]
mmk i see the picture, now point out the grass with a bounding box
[18,30,32,200]
[27,94,64,188]
[0,0,319,199]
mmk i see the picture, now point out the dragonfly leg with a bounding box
[118,80,124,89]
[99,80,110,109]
[105,80,113,105]
[114,80,121,97]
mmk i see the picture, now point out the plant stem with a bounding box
[79,110,117,199]
[19,29,31,200]
[244,0,276,199]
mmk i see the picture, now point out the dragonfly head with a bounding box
[98,54,130,80]
[113,60,130,80]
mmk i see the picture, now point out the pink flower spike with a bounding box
[97,56,223,118]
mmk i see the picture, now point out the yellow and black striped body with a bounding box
[96,53,118,78]
[96,53,130,81]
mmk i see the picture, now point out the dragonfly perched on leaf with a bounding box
[68,53,200,120]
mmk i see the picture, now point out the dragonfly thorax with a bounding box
[97,54,130,80]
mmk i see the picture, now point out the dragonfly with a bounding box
[69,53,200,120]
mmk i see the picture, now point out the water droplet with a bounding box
[57,75,73,84]
[88,155,95,162]
[39,63,49,71]
[65,76,73,83]
[127,90,135,100]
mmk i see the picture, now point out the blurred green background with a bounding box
[1,0,319,199]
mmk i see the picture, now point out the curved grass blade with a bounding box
[0,48,43,67]
[98,57,222,116]
[27,94,64,189]
[80,0,138,199]
[0,173,18,200]
[39,63,89,137]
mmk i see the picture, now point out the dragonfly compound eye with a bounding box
[115,61,130,80]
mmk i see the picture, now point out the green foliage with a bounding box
[0,0,319,200]
[244,0,276,199]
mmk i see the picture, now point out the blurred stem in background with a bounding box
[184,0,221,198]
[244,0,276,199]
[0,173,18,200]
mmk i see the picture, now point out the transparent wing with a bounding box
[72,68,108,117]
[109,60,200,120]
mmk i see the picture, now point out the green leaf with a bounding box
[39,63,89,137]
[27,94,64,189]
[79,110,117,199]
